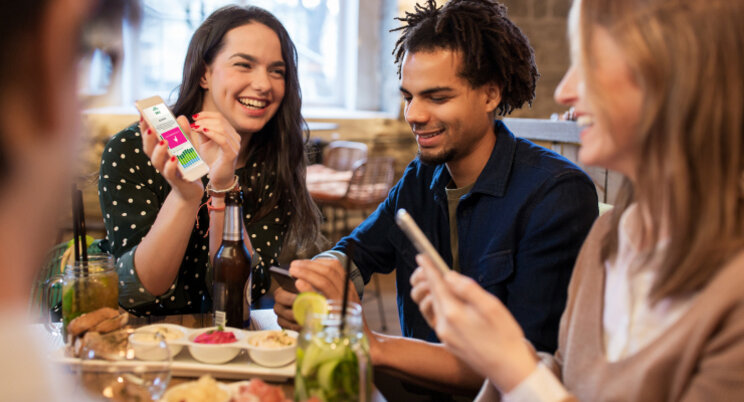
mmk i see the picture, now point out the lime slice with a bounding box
[300,338,347,377]
[317,358,342,391]
[292,292,328,327]
[66,235,95,250]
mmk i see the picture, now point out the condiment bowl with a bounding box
[245,330,298,367]
[187,327,245,364]
[130,324,187,361]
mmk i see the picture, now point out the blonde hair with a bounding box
[575,0,744,301]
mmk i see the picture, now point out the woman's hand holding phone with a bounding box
[189,111,242,189]
[140,115,204,202]
[411,254,539,393]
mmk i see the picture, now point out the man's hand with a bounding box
[289,259,358,301]
[272,258,360,331]
[273,287,301,331]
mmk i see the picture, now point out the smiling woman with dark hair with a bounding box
[99,5,323,318]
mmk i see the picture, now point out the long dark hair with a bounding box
[173,5,322,254]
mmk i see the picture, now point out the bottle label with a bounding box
[215,310,226,328]
[213,282,227,327]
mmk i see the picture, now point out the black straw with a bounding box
[340,240,354,333]
[71,184,81,263]
[76,189,88,262]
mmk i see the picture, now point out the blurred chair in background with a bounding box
[323,140,368,171]
[307,140,369,239]
[310,156,395,240]
[307,147,395,332]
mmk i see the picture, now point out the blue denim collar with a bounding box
[429,120,516,202]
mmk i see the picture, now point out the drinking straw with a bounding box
[340,240,354,333]
[71,184,81,263]
[71,184,82,318]
[76,188,88,262]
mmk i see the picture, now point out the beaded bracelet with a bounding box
[206,197,225,212]
[195,196,227,237]
[206,175,239,197]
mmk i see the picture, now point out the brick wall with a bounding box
[500,0,573,119]
[397,0,573,119]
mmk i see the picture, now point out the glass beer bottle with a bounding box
[213,189,252,328]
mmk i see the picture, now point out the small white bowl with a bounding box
[130,324,187,361]
[245,330,298,367]
[187,327,245,364]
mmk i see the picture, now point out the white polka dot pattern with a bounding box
[100,123,289,316]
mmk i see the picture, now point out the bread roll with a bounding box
[67,307,119,338]
[92,312,129,334]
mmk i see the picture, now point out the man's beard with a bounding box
[417,147,456,166]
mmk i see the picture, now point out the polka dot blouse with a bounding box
[98,124,288,317]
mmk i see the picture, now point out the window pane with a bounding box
[138,0,345,107]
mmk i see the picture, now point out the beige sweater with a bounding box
[480,213,744,401]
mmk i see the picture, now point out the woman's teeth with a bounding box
[576,116,594,128]
[238,98,267,109]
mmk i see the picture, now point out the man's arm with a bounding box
[507,173,598,352]
[286,257,486,394]
[273,174,406,329]
[370,332,485,394]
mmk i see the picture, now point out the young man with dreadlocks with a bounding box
[274,0,598,395]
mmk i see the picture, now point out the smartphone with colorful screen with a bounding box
[135,95,209,182]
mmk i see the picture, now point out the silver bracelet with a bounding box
[206,175,239,197]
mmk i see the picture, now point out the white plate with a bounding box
[46,325,295,381]
[54,348,294,381]
[53,346,294,381]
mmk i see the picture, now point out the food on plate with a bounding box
[66,307,120,338]
[75,329,129,360]
[90,310,129,333]
[194,327,237,344]
[231,379,290,402]
[130,325,184,361]
[131,326,184,343]
[248,331,296,348]
[161,375,229,402]
[65,307,129,357]
[160,376,293,402]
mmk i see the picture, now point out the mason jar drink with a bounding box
[47,254,119,339]
[295,301,372,402]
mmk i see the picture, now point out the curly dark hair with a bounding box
[393,0,539,115]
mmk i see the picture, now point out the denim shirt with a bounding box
[334,121,598,352]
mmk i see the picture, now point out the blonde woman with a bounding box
[411,0,744,400]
